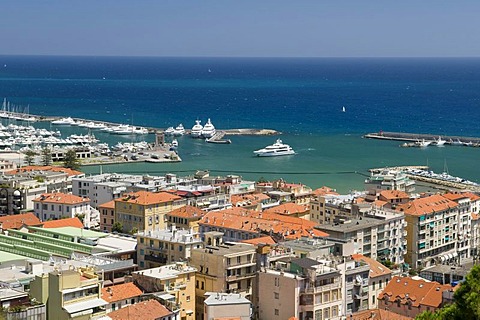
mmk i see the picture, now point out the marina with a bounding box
[364,131,480,147]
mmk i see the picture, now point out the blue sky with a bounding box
[1,0,479,57]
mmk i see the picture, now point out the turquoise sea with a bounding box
[1,56,479,193]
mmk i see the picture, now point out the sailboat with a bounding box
[342,106,346,113]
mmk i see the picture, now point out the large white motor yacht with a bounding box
[173,124,185,136]
[164,127,175,136]
[52,117,76,125]
[191,120,203,138]
[201,118,216,138]
[254,139,295,157]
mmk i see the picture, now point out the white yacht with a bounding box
[173,124,185,136]
[164,127,175,136]
[191,120,203,138]
[254,139,295,157]
[201,118,216,138]
[171,139,179,148]
[415,139,431,147]
[432,136,446,146]
[111,124,132,135]
[52,117,76,125]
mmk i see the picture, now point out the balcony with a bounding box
[226,272,256,282]
[144,254,167,264]
[301,282,341,294]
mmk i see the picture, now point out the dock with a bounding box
[205,131,231,144]
[364,131,480,146]
[369,165,429,173]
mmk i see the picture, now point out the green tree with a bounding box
[112,222,123,233]
[63,149,81,170]
[24,150,37,166]
[41,147,52,166]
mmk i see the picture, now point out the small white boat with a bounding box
[201,118,216,138]
[173,124,185,136]
[171,139,178,148]
[415,139,431,147]
[254,139,295,157]
[191,120,203,138]
[432,136,446,146]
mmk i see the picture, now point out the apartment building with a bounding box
[99,200,115,232]
[32,192,94,227]
[0,176,47,215]
[316,208,407,265]
[114,191,184,233]
[30,267,107,320]
[257,257,343,320]
[351,254,392,309]
[133,262,197,320]
[190,232,256,320]
[309,193,356,224]
[101,282,143,313]
[136,225,203,269]
[398,194,462,268]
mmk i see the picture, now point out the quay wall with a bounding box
[364,131,480,144]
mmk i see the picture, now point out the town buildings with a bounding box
[204,292,252,320]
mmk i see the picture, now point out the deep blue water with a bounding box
[0,56,479,192]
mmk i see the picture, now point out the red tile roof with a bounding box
[396,194,458,216]
[7,165,83,177]
[379,190,410,200]
[33,193,90,205]
[263,203,309,215]
[101,282,143,303]
[231,193,270,206]
[116,191,181,205]
[0,213,42,230]
[167,205,206,219]
[241,236,276,245]
[312,186,339,196]
[42,217,83,229]
[352,309,413,320]
[199,208,328,240]
[352,254,392,278]
[99,200,115,209]
[379,276,451,308]
[107,299,172,320]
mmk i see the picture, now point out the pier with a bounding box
[364,131,480,146]
[205,131,232,144]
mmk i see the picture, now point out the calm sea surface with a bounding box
[1,56,479,192]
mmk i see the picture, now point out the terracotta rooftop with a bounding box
[352,309,412,320]
[116,191,182,205]
[263,202,309,215]
[379,276,451,308]
[167,205,206,219]
[472,213,480,221]
[352,254,392,278]
[42,217,83,229]
[33,193,90,205]
[98,200,115,209]
[444,191,480,202]
[0,213,42,230]
[101,282,143,303]
[7,165,83,177]
[199,207,328,240]
[396,194,458,216]
[107,299,172,320]
[312,186,339,197]
[374,199,388,208]
[231,193,270,206]
[241,235,276,245]
[379,190,410,200]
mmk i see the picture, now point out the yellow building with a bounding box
[190,232,256,320]
[165,205,206,232]
[30,267,106,320]
[132,262,197,320]
[136,225,203,269]
[114,191,184,233]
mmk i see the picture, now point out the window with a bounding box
[274,292,279,299]
[372,295,375,305]
[274,309,279,316]
[379,280,383,288]
[373,281,376,290]
[179,245,183,252]
[237,256,241,264]
[201,281,204,290]
[186,296,191,302]
[196,281,199,288]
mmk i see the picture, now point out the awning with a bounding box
[446,253,453,260]
[186,309,194,315]
[156,293,175,301]
[453,252,458,258]
[63,298,107,314]
[440,256,446,262]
